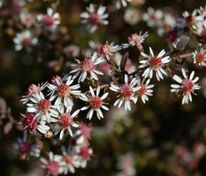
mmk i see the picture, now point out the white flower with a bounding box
[21,83,48,104]
[123,31,148,50]
[52,107,80,140]
[74,145,93,168]
[80,86,109,120]
[26,92,58,123]
[115,0,132,9]
[20,11,35,28]
[157,13,176,35]
[80,4,109,33]
[97,42,122,60]
[48,75,81,109]
[61,146,80,174]
[143,7,163,27]
[171,68,200,104]
[38,8,60,28]
[13,30,38,51]
[41,152,65,175]
[110,75,138,111]
[193,48,206,66]
[139,47,170,81]
[14,133,40,158]
[71,53,104,83]
[136,79,154,103]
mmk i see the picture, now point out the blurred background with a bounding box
[0,0,206,175]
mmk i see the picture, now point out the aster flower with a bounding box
[52,107,80,140]
[26,91,58,123]
[14,133,40,159]
[143,7,163,27]
[22,112,50,134]
[115,0,132,9]
[75,123,92,144]
[110,75,138,111]
[139,47,170,81]
[136,79,154,103]
[21,83,48,104]
[41,152,65,176]
[20,11,35,28]
[123,32,148,50]
[97,42,122,60]
[80,4,109,33]
[38,8,60,28]
[61,146,80,174]
[183,10,203,26]
[48,75,81,108]
[157,13,176,35]
[13,30,38,51]
[80,86,109,120]
[193,48,206,66]
[70,53,104,83]
[171,68,200,104]
[75,145,93,168]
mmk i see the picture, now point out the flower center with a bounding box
[99,44,111,56]
[120,84,133,98]
[24,113,37,130]
[149,57,162,70]
[19,142,32,155]
[82,58,94,72]
[64,155,73,165]
[137,84,146,96]
[196,52,205,63]
[43,15,54,26]
[58,113,73,128]
[58,84,70,96]
[182,79,194,94]
[89,13,100,25]
[89,96,102,109]
[21,37,31,46]
[79,146,91,160]
[47,160,59,174]
[38,99,51,112]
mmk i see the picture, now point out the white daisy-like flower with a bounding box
[14,133,40,158]
[38,8,60,28]
[80,4,109,33]
[20,11,35,28]
[157,13,176,35]
[70,53,104,83]
[13,30,38,51]
[22,112,50,135]
[123,31,148,50]
[193,48,206,66]
[52,107,80,140]
[171,68,200,104]
[61,146,80,174]
[75,145,93,168]
[183,10,203,26]
[80,86,109,120]
[21,83,48,104]
[110,75,138,111]
[48,75,81,109]
[26,92,58,123]
[139,47,170,81]
[41,152,65,175]
[97,42,122,60]
[136,79,154,103]
[115,0,132,9]
[143,7,163,27]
